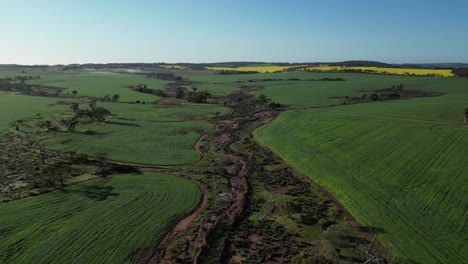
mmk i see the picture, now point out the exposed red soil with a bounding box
[231,253,245,263]
[254,111,273,118]
[248,233,261,242]
[135,182,209,264]
[194,133,209,158]
[214,133,231,145]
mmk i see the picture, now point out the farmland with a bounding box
[27,70,167,102]
[3,0,467,262]
[255,81,468,263]
[190,72,466,109]
[159,64,191,70]
[0,174,201,264]
[303,66,454,76]
[40,103,228,165]
[206,65,454,76]
[0,92,71,131]
[206,65,303,73]
[1,64,467,263]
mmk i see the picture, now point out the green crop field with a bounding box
[0,67,167,102]
[2,66,467,263]
[0,92,72,131]
[254,74,468,263]
[191,72,468,109]
[0,173,201,264]
[41,103,229,165]
[28,71,167,102]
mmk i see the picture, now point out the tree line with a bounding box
[452,68,468,77]
[175,86,211,103]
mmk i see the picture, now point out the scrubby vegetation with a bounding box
[255,110,467,263]
[1,65,466,264]
[452,67,468,77]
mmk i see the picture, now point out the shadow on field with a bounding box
[109,121,141,127]
[359,226,386,234]
[61,185,119,201]
[80,130,111,135]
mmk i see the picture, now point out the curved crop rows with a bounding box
[0,174,201,264]
[255,110,467,263]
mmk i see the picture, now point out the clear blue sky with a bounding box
[1,0,467,64]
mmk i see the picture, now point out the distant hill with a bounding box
[2,61,468,69]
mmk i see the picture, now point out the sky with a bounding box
[0,0,467,65]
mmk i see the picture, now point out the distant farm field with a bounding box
[206,65,302,73]
[159,64,190,70]
[27,71,167,102]
[304,66,455,77]
[255,109,468,263]
[191,72,466,109]
[206,65,454,76]
[41,103,229,165]
[0,174,201,264]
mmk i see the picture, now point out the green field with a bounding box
[28,71,167,102]
[2,67,467,263]
[41,103,229,165]
[0,68,166,102]
[0,67,229,165]
[0,92,71,131]
[254,75,468,263]
[191,72,468,110]
[0,173,201,264]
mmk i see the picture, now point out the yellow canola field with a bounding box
[207,65,454,77]
[304,66,454,77]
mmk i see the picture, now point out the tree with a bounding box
[175,87,186,99]
[39,147,47,164]
[72,90,77,96]
[92,107,111,121]
[256,94,271,106]
[186,90,210,103]
[70,103,80,114]
[95,152,107,167]
[112,94,120,102]
[41,120,54,131]
[89,101,96,110]
[61,118,78,132]
[42,161,71,186]
[153,89,166,97]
